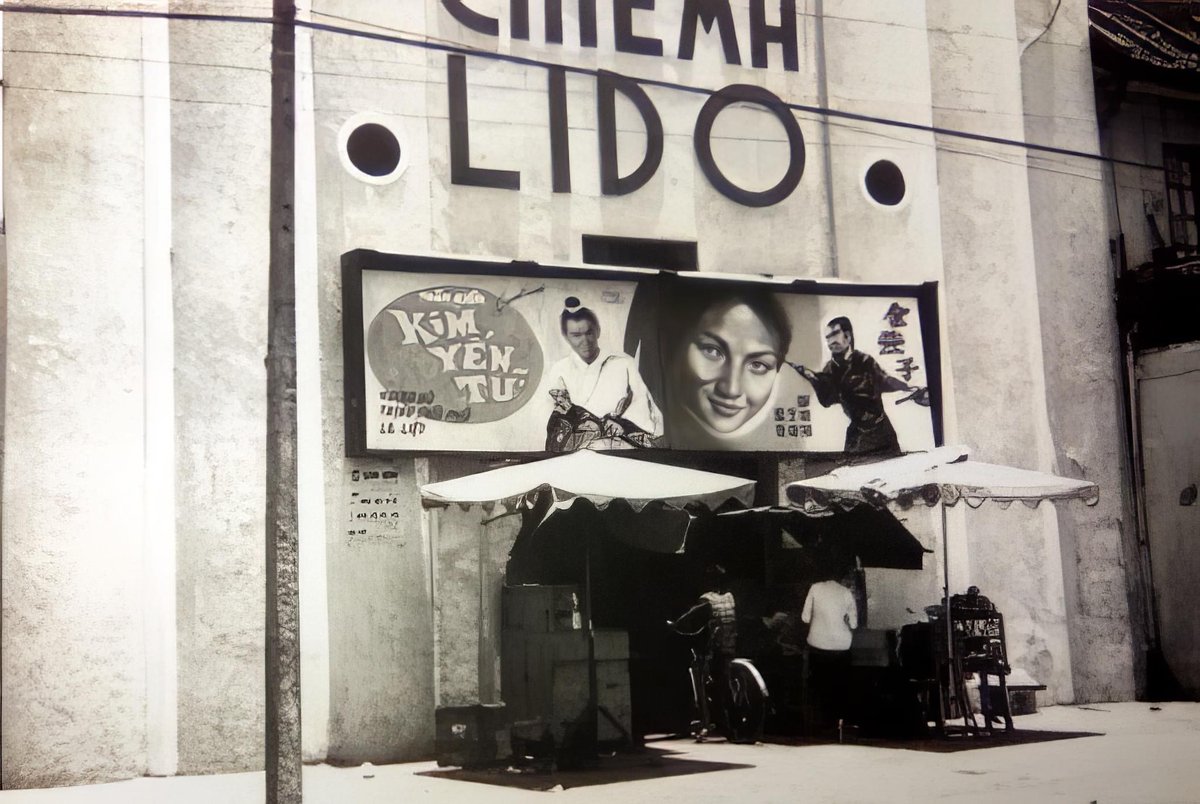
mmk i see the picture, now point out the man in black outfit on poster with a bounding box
[794,316,926,457]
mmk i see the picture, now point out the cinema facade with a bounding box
[1,0,1142,789]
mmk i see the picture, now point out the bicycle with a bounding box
[667,619,770,744]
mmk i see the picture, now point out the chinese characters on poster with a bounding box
[345,252,939,456]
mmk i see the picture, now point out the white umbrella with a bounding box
[784,445,1099,512]
[421,449,756,511]
[784,445,1099,732]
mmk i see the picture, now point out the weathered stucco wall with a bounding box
[308,0,835,272]
[429,488,519,708]
[1018,0,1138,701]
[1,15,150,787]
[312,1,437,763]
[433,503,487,707]
[926,0,1075,702]
[325,458,435,763]
[1,0,1147,787]
[1135,344,1200,695]
[3,12,278,785]
[169,17,272,773]
[820,0,945,285]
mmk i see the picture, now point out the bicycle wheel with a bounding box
[727,660,768,744]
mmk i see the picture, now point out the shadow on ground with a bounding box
[415,746,754,791]
[417,728,1104,791]
[764,727,1104,753]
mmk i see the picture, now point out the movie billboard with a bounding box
[344,251,941,456]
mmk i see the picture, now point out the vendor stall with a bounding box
[420,450,756,760]
[786,445,1100,735]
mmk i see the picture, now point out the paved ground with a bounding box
[3,702,1198,803]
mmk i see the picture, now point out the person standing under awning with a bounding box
[802,572,859,736]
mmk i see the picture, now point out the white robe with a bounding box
[548,350,663,437]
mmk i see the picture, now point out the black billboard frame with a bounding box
[341,248,943,458]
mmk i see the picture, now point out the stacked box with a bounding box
[433,703,510,767]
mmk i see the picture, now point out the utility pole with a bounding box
[265,0,301,801]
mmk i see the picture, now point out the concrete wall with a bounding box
[326,458,434,763]
[1,14,150,787]
[925,0,1076,702]
[430,495,519,707]
[2,11,275,785]
[306,0,834,272]
[311,0,435,763]
[819,0,945,285]
[1018,0,1138,701]
[169,17,271,773]
[1135,343,1200,695]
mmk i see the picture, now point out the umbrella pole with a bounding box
[940,503,973,734]
[941,502,960,731]
[942,503,951,660]
[584,543,598,753]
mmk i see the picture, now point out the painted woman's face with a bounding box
[683,300,783,433]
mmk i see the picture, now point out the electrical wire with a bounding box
[0,1,1167,172]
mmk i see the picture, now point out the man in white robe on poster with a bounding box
[545,297,662,451]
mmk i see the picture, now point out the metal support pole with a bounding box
[942,503,951,658]
[584,544,598,751]
[940,503,961,730]
[265,0,301,801]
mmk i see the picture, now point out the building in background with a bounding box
[1091,0,1200,702]
[0,0,1166,789]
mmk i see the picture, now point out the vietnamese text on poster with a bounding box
[343,251,941,456]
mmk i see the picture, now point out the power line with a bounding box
[0,2,1166,172]
[5,48,1114,182]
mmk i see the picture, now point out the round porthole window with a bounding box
[864,159,906,206]
[338,114,408,185]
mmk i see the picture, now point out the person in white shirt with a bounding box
[802,572,859,735]
[544,297,662,451]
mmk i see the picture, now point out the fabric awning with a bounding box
[1089,0,1200,91]
[785,445,1100,510]
[420,450,756,512]
[717,505,931,570]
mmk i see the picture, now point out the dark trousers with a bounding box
[696,653,734,732]
[807,647,852,728]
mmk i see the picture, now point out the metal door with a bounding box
[1137,342,1200,696]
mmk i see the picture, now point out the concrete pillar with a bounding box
[1016,0,1138,701]
[925,0,1074,702]
[326,458,435,762]
[295,1,332,763]
[434,504,487,707]
[170,16,271,773]
[141,10,180,777]
[2,13,149,787]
